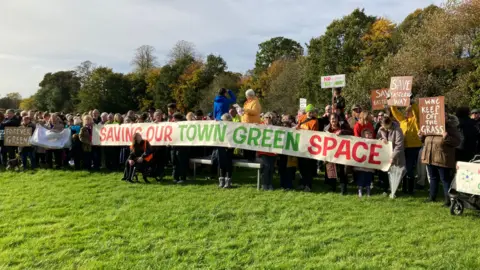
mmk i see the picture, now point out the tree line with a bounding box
[5,0,480,115]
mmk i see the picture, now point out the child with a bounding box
[355,129,375,197]
[19,116,36,170]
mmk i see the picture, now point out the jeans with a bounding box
[426,165,451,201]
[278,155,295,189]
[217,147,233,178]
[21,151,36,169]
[172,147,189,181]
[260,155,276,188]
[46,149,63,169]
[404,147,421,193]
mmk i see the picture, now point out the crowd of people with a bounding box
[1,87,479,207]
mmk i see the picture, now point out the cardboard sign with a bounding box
[387,76,413,107]
[370,89,389,110]
[453,162,480,196]
[321,74,346,89]
[326,163,337,179]
[419,96,445,135]
[4,127,32,146]
[299,98,307,109]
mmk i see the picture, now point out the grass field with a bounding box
[1,168,480,269]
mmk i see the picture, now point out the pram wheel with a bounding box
[450,199,464,216]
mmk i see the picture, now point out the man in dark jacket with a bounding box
[213,88,236,121]
[456,107,480,162]
[1,109,21,163]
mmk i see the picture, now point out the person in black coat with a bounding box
[123,133,153,183]
[1,109,21,164]
[456,107,480,162]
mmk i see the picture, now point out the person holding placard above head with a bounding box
[333,88,346,119]
[388,94,421,195]
[419,114,461,207]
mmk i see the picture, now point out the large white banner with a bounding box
[29,125,72,149]
[92,121,393,171]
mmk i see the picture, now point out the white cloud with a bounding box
[0,0,442,97]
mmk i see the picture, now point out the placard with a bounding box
[4,127,32,146]
[370,89,389,110]
[299,98,307,109]
[419,96,445,135]
[326,163,337,179]
[387,76,413,107]
[321,74,346,89]
[453,162,480,196]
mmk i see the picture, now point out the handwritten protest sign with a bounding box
[370,89,389,110]
[387,76,413,107]
[299,98,307,110]
[321,74,345,89]
[419,96,445,135]
[4,127,32,146]
[89,121,393,171]
[453,162,480,196]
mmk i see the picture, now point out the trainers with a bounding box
[224,178,231,188]
[304,186,311,192]
[218,177,225,188]
[177,180,184,184]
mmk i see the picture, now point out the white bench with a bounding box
[190,158,262,190]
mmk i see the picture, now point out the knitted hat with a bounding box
[305,104,315,113]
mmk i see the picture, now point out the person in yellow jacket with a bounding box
[389,98,422,195]
[241,89,262,124]
[241,89,262,161]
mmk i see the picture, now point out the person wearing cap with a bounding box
[389,95,421,195]
[296,104,319,192]
[213,88,236,121]
[347,104,362,129]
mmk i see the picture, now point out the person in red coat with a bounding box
[353,111,375,138]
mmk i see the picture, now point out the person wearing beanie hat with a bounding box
[296,105,319,192]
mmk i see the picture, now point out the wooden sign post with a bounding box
[387,76,413,107]
[4,127,32,147]
[370,89,389,110]
[419,96,445,135]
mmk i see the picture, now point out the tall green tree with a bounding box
[77,67,136,113]
[33,71,80,112]
[254,37,303,74]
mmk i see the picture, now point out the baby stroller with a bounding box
[449,155,480,216]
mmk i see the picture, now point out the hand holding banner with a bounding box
[93,121,393,171]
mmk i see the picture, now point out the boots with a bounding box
[341,183,347,195]
[218,177,225,188]
[224,178,231,188]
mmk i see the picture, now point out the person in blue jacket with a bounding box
[213,88,236,120]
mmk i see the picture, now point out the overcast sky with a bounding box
[0,0,442,98]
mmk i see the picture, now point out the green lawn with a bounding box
[1,169,479,269]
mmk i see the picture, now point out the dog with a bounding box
[6,158,21,171]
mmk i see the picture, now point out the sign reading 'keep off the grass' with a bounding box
[92,121,393,171]
[419,96,445,135]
